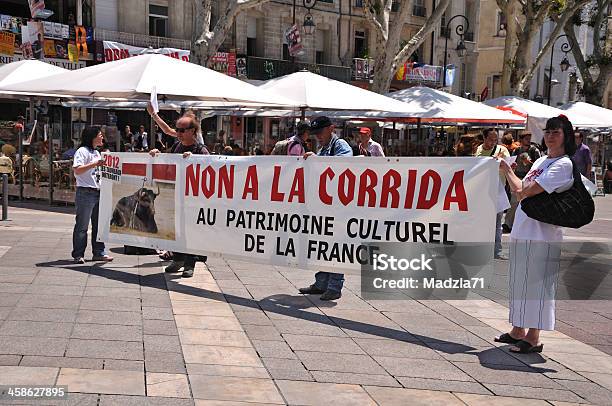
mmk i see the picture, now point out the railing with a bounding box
[247,56,351,82]
[94,28,190,50]
[413,5,426,17]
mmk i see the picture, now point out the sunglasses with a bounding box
[176,126,194,133]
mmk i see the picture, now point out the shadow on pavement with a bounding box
[36,259,559,372]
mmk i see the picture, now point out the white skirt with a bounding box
[508,239,562,330]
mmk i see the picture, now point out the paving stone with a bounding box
[242,325,283,341]
[83,286,141,298]
[374,356,475,381]
[99,395,194,406]
[179,329,252,347]
[189,375,284,404]
[296,351,386,374]
[57,367,145,395]
[76,310,142,326]
[143,319,178,335]
[0,365,58,385]
[0,307,11,320]
[556,379,612,405]
[102,359,144,372]
[26,284,85,296]
[172,302,234,317]
[32,275,88,286]
[276,380,375,406]
[483,383,585,402]
[8,308,78,323]
[145,351,186,374]
[71,323,143,342]
[282,334,365,355]
[141,294,172,307]
[312,371,400,387]
[397,376,492,394]
[16,294,81,309]
[355,338,442,359]
[186,364,269,379]
[146,373,191,398]
[79,296,142,312]
[0,355,22,366]
[272,319,347,337]
[364,386,464,406]
[233,311,273,325]
[251,339,297,359]
[580,372,612,391]
[20,356,103,370]
[454,393,550,405]
[547,352,612,374]
[175,315,243,331]
[0,336,68,356]
[142,306,175,320]
[183,345,262,367]
[0,320,74,338]
[66,339,143,360]
[453,362,563,389]
[267,367,315,381]
[144,334,183,353]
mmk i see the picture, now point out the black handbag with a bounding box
[520,158,594,228]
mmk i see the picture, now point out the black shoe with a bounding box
[320,290,341,301]
[298,285,326,295]
[182,265,194,278]
[165,261,184,273]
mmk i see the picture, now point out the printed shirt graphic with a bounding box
[510,156,574,242]
[73,147,101,188]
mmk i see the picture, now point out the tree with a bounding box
[363,0,451,94]
[496,0,591,96]
[190,0,271,66]
[564,0,611,106]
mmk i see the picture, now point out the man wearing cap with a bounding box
[357,127,385,157]
[300,116,353,301]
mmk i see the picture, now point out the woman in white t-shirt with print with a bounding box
[71,126,114,264]
[495,115,576,354]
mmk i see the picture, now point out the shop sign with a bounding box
[395,63,442,83]
[0,53,86,70]
[103,41,190,62]
[210,51,237,76]
[0,32,15,55]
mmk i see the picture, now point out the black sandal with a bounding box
[494,333,522,344]
[509,340,543,354]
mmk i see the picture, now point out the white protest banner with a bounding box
[98,154,498,272]
[103,40,190,62]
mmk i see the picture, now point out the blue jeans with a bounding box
[314,272,345,293]
[72,187,106,259]
[495,212,503,257]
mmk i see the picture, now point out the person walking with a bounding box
[572,130,592,179]
[475,128,510,259]
[148,104,208,277]
[357,127,385,157]
[71,126,113,264]
[495,115,576,353]
[299,116,353,301]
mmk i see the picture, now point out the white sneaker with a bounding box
[74,257,85,264]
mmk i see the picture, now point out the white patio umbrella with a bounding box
[0,60,68,100]
[257,70,420,113]
[2,54,294,107]
[559,102,612,128]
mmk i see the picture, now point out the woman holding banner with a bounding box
[495,115,576,354]
[148,105,209,277]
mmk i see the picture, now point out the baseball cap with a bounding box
[309,116,333,134]
[358,127,372,135]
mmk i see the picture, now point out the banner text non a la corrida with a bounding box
[98,154,498,272]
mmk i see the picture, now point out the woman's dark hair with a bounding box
[81,126,101,149]
[501,133,514,146]
[544,115,576,156]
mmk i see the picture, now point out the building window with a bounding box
[282,44,290,60]
[496,12,507,37]
[247,16,258,57]
[149,5,168,37]
[440,13,449,37]
[316,29,327,64]
[354,30,367,58]
[391,1,401,12]
[355,0,364,7]
[413,0,426,17]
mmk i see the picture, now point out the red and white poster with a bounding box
[284,24,304,57]
[99,154,498,273]
[210,51,237,76]
[103,40,190,63]
[28,0,45,19]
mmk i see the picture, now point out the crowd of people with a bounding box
[70,108,594,355]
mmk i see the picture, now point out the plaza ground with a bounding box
[0,196,610,405]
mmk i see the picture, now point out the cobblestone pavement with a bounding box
[0,197,610,405]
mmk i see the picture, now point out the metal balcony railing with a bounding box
[247,56,351,82]
[413,5,426,17]
[94,28,190,50]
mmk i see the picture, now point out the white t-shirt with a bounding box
[73,146,101,189]
[510,155,574,242]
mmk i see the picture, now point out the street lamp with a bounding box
[442,14,470,88]
[293,0,318,35]
[547,34,573,105]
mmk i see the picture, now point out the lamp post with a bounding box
[547,34,573,106]
[292,0,318,34]
[442,14,470,88]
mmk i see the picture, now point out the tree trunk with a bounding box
[500,0,518,95]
